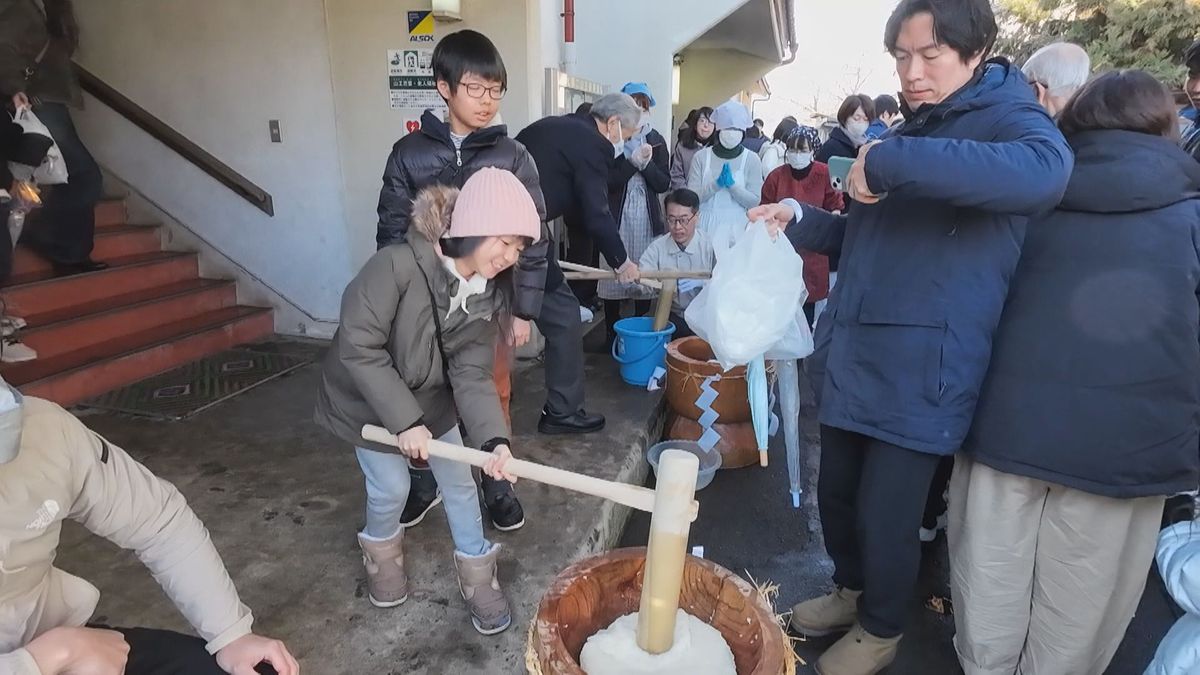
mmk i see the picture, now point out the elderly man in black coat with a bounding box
[516,92,642,434]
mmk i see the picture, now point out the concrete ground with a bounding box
[621,366,1178,674]
[58,338,663,674]
[52,335,1178,674]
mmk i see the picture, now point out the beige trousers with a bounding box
[948,457,1164,675]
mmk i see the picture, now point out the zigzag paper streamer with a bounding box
[695,374,722,452]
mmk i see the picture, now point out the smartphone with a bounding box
[827,156,854,192]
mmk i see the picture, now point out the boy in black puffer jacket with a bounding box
[373,29,545,535]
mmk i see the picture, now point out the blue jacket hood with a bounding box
[1059,130,1200,214]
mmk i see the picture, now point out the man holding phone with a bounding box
[749,0,1072,672]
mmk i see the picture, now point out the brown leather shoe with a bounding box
[816,623,901,675]
[357,529,408,608]
[790,587,862,637]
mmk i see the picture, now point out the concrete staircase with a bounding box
[0,198,274,406]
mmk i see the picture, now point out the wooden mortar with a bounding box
[527,547,787,674]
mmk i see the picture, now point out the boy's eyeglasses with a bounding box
[459,82,506,100]
[666,216,695,226]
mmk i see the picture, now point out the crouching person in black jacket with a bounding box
[374,29,540,534]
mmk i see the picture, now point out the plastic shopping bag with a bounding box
[1146,519,1200,674]
[685,220,807,369]
[8,106,68,185]
[765,285,814,361]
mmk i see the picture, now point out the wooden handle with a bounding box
[563,270,711,281]
[361,425,697,519]
[653,280,677,332]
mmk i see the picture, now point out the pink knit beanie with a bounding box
[446,167,541,242]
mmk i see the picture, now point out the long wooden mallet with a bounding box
[360,425,699,521]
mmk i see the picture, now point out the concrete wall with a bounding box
[71,0,352,325]
[674,48,779,123]
[325,0,537,266]
[568,0,747,137]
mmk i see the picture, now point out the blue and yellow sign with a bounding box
[408,10,434,43]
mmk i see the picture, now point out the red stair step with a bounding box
[13,224,161,276]
[95,199,127,229]
[19,278,237,360]
[4,305,274,406]
[2,251,198,316]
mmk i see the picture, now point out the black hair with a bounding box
[432,30,508,96]
[682,106,715,149]
[884,0,997,64]
[874,94,900,117]
[772,117,799,143]
[837,94,876,126]
[746,125,764,139]
[1186,40,1200,77]
[664,188,701,212]
[1058,69,1180,142]
[440,234,534,259]
[575,102,593,116]
[754,118,765,127]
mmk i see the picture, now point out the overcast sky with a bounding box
[753,0,900,131]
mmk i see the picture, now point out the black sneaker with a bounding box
[481,476,525,532]
[399,468,442,528]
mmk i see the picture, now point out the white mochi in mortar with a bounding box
[578,609,737,674]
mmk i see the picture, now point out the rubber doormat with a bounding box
[80,349,312,420]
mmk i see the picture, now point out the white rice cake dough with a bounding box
[579,609,737,674]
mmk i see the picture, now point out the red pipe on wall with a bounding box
[563,0,575,43]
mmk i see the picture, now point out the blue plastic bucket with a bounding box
[611,317,676,387]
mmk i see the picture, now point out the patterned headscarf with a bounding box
[786,125,823,154]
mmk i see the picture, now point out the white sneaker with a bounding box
[579,306,594,323]
[1,338,36,363]
[919,512,948,543]
[0,316,26,338]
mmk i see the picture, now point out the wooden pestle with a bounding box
[360,425,699,520]
[636,448,700,654]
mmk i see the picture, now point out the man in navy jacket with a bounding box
[751,0,1072,672]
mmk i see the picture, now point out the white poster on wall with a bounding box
[387,48,444,119]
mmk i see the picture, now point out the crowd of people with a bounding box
[4,0,1200,672]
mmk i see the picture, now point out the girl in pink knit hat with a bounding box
[314,167,541,635]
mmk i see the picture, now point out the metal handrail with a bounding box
[74,63,274,216]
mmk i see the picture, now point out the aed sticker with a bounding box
[408,10,435,43]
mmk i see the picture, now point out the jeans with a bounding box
[25,102,102,264]
[356,425,490,556]
[818,425,941,638]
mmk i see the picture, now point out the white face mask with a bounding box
[717,129,743,150]
[610,120,624,158]
[786,151,813,170]
[845,120,870,144]
[638,111,652,131]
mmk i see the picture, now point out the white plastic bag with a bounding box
[8,106,69,185]
[685,220,807,369]
[1146,519,1200,674]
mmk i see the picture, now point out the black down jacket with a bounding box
[376,110,550,320]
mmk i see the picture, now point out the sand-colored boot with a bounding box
[790,587,862,637]
[453,543,511,635]
[815,623,900,675]
[357,528,409,608]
